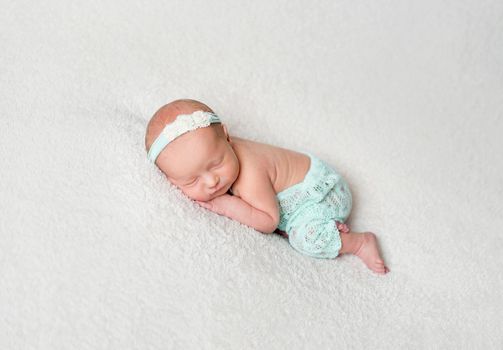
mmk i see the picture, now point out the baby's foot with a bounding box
[354,232,389,274]
[335,221,350,234]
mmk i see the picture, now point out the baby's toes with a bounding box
[336,222,349,233]
[373,264,386,273]
[377,264,390,274]
[374,262,386,272]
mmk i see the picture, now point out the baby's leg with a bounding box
[339,232,389,274]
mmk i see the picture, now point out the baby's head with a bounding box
[145,99,240,202]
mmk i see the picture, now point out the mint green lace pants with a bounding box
[276,153,352,259]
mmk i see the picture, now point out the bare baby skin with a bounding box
[145,99,389,274]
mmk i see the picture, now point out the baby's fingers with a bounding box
[340,225,350,233]
[336,221,350,233]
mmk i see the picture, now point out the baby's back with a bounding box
[230,136,310,196]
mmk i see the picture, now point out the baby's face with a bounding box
[156,125,239,202]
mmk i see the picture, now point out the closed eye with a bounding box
[184,178,198,186]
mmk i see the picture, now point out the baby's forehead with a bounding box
[159,126,225,176]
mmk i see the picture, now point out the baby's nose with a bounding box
[207,174,219,188]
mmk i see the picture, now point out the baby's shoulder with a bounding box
[229,137,277,197]
[232,137,279,175]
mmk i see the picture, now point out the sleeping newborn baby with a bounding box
[145,99,389,274]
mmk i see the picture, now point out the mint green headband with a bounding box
[147,110,221,163]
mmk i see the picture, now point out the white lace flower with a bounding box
[161,111,214,141]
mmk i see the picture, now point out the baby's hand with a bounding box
[196,194,234,217]
[336,221,350,234]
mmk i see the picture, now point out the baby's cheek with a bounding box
[178,186,194,198]
[184,187,207,202]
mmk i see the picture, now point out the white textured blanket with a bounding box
[1,0,502,348]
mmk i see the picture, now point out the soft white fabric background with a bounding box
[1,0,502,348]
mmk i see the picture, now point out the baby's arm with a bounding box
[197,168,280,234]
[198,194,278,233]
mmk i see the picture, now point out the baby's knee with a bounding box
[287,220,342,259]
